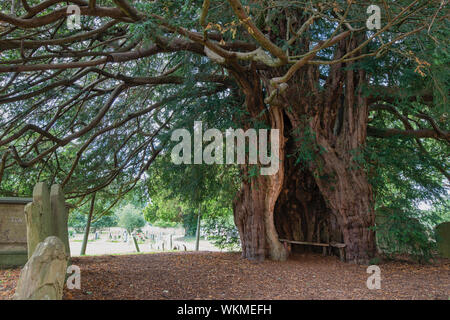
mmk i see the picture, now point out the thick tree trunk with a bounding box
[229,68,288,261]
[308,39,376,263]
[311,121,376,263]
[233,105,288,261]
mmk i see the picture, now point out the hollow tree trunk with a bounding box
[274,153,342,251]
[231,35,376,264]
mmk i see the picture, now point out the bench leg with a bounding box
[339,248,345,262]
[283,241,291,256]
[322,246,327,256]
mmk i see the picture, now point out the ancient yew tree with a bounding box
[0,1,448,263]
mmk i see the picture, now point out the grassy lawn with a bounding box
[173,236,202,243]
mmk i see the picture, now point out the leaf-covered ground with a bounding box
[1,252,449,300]
[0,268,20,300]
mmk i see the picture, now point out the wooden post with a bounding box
[339,247,345,262]
[330,242,346,262]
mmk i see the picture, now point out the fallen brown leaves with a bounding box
[0,267,20,300]
[1,252,449,300]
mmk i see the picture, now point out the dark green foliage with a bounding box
[365,134,448,261]
[375,209,439,263]
[68,210,118,233]
[143,195,184,228]
[68,211,118,233]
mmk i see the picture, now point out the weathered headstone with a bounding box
[0,198,31,267]
[436,222,450,258]
[50,185,71,260]
[24,183,52,259]
[13,236,68,300]
[24,183,71,259]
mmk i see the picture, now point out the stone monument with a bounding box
[24,182,71,260]
[0,197,32,267]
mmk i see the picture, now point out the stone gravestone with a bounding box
[0,198,31,267]
[24,182,71,260]
[24,183,52,259]
[13,236,68,300]
[436,222,450,258]
[50,185,71,260]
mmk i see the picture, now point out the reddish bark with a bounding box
[232,34,376,264]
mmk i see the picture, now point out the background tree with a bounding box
[144,154,240,250]
[144,193,187,228]
[117,203,146,252]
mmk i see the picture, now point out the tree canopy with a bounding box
[117,203,145,233]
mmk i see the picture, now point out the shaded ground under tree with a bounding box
[2,252,448,300]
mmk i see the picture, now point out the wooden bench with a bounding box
[279,239,346,261]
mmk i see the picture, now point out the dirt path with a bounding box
[2,252,448,300]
